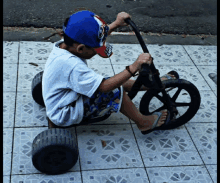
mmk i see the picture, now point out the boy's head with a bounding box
[62,10,113,59]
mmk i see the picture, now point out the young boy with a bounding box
[42,11,175,133]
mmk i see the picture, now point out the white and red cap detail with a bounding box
[93,15,113,58]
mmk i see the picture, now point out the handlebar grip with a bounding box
[140,63,151,76]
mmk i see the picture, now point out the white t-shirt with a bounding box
[42,39,104,126]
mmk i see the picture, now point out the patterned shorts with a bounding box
[82,77,123,120]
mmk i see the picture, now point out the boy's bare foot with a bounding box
[137,109,168,132]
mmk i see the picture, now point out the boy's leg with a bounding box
[120,89,168,131]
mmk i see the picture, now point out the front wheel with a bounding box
[139,79,201,130]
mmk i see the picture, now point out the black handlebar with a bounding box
[124,18,149,53]
[124,18,151,76]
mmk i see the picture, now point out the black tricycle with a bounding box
[31,18,201,175]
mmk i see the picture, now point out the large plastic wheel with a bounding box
[140,79,201,130]
[31,71,45,107]
[32,128,79,175]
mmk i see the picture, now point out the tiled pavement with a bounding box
[3,41,217,183]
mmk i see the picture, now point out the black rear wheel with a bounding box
[140,79,201,130]
[32,71,45,107]
[32,128,79,175]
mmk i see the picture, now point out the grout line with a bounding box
[182,46,215,91]
[184,124,215,183]
[129,121,151,182]
[9,41,20,182]
[74,126,84,183]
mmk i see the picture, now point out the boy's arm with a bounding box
[107,12,131,36]
[98,65,136,93]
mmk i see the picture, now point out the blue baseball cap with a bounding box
[63,10,113,58]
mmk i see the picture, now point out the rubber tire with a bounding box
[32,128,79,175]
[140,79,201,130]
[31,71,45,107]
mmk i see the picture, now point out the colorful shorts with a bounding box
[82,77,123,120]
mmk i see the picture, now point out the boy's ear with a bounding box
[76,44,86,53]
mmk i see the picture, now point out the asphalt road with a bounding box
[3,0,217,35]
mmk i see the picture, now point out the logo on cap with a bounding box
[94,15,109,46]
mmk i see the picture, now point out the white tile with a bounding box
[206,165,217,183]
[3,64,18,91]
[11,172,82,183]
[213,90,217,96]
[77,124,144,170]
[91,112,130,125]
[3,41,19,64]
[3,91,16,127]
[110,44,143,65]
[15,91,48,127]
[132,124,203,167]
[19,41,53,64]
[3,154,11,175]
[155,65,211,91]
[185,90,217,123]
[17,63,44,92]
[183,45,217,65]
[147,166,213,183]
[87,64,115,77]
[3,175,10,183]
[82,168,149,183]
[197,66,217,91]
[3,128,13,154]
[185,123,217,164]
[147,44,194,65]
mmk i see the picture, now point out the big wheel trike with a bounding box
[31,18,201,175]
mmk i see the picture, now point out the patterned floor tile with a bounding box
[3,128,13,154]
[82,168,149,183]
[3,64,18,91]
[147,44,194,65]
[114,64,210,91]
[3,175,10,183]
[185,90,217,123]
[132,124,203,167]
[206,165,217,183]
[77,124,144,170]
[11,172,82,183]
[17,63,44,92]
[12,127,80,175]
[147,166,213,183]
[88,64,115,77]
[19,41,53,64]
[4,154,12,175]
[213,90,217,96]
[185,123,217,165]
[197,66,217,91]
[183,45,217,65]
[155,65,211,91]
[15,91,48,127]
[91,112,130,125]
[3,41,19,64]
[110,44,143,65]
[87,54,111,66]
[3,91,16,128]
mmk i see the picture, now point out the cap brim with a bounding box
[94,41,113,58]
